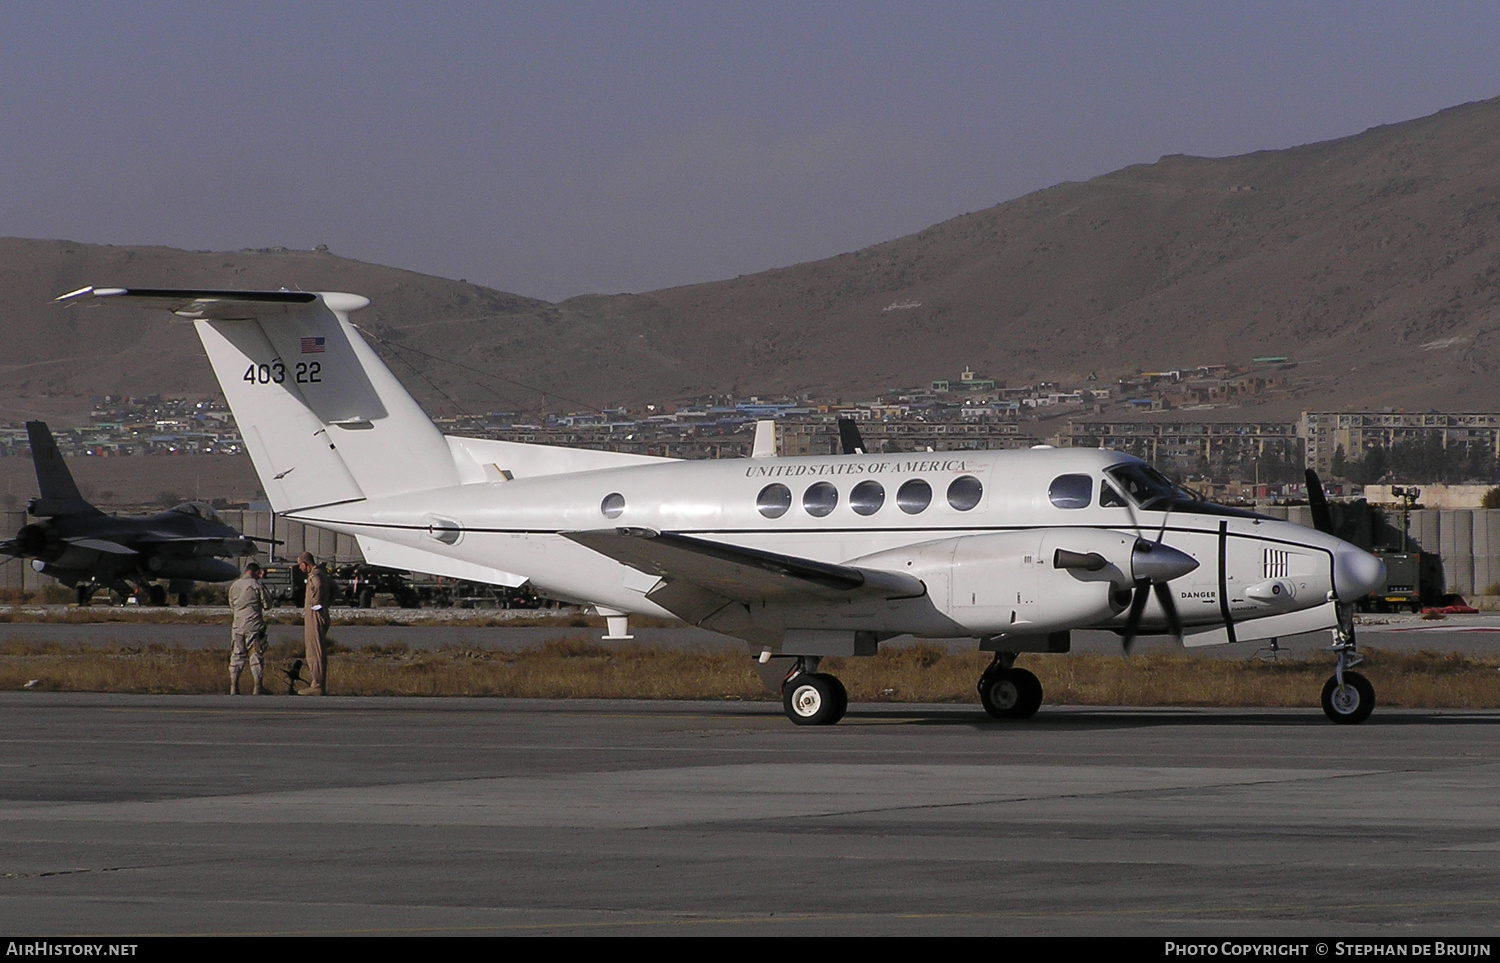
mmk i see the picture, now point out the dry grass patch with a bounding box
[2,639,1499,708]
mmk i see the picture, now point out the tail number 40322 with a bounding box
[243,361,321,385]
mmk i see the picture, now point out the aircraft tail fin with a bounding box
[56,287,461,514]
[25,421,100,517]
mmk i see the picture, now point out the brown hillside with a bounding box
[5,96,1500,423]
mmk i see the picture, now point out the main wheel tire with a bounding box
[980,668,1040,720]
[826,674,849,721]
[783,672,846,726]
[1322,670,1375,725]
[75,584,92,606]
[1011,667,1043,719]
[148,584,168,607]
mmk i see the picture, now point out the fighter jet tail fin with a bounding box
[25,421,100,517]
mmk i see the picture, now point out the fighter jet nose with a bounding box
[1334,544,1386,601]
[1131,539,1199,583]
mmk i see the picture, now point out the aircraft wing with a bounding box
[563,528,925,623]
[65,538,138,556]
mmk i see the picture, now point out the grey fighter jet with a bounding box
[1,422,261,605]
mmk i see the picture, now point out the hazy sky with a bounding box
[5,2,1500,301]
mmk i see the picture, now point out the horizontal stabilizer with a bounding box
[56,286,318,319]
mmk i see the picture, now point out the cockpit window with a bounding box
[1104,463,1195,510]
[1047,474,1093,509]
[170,501,223,524]
[1100,481,1128,508]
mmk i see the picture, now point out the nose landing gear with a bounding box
[978,653,1043,719]
[1322,604,1375,725]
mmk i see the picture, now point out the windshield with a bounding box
[169,501,224,524]
[1104,463,1197,510]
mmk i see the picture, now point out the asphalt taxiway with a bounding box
[2,693,1498,936]
[5,612,1500,657]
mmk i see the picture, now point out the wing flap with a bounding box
[562,529,926,606]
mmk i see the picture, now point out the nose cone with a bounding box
[1131,539,1200,584]
[1334,544,1385,601]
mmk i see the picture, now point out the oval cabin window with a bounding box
[896,479,932,514]
[850,480,885,516]
[946,475,983,511]
[803,481,838,517]
[757,483,792,518]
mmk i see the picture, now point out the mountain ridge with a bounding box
[6,96,1500,423]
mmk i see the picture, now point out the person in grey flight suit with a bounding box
[228,561,272,695]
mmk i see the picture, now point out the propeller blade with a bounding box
[1306,469,1334,535]
[1154,581,1183,643]
[1120,579,1150,653]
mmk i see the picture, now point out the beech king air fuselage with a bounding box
[57,287,1386,725]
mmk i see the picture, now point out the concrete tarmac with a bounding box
[2,693,1498,936]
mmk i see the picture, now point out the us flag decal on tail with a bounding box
[301,336,326,354]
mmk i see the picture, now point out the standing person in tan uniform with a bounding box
[228,561,272,695]
[298,552,333,695]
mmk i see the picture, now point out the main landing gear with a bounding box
[780,658,848,726]
[1322,605,1375,725]
[978,653,1043,720]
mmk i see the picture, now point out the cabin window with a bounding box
[946,475,983,511]
[1048,474,1093,509]
[600,493,626,518]
[803,481,838,517]
[757,483,792,518]
[850,480,885,516]
[897,478,932,514]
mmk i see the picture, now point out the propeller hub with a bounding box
[1333,544,1386,601]
[1130,539,1199,584]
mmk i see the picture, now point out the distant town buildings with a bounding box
[1300,411,1500,476]
[7,364,1500,504]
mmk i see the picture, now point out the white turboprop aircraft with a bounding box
[59,286,1388,725]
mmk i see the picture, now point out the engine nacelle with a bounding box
[851,528,1144,637]
[13,524,50,556]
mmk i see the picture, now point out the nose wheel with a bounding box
[782,669,848,726]
[978,655,1043,719]
[1322,670,1374,724]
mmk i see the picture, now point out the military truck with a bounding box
[1358,551,1443,612]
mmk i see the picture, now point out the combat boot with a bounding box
[251,670,265,696]
[229,669,241,696]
